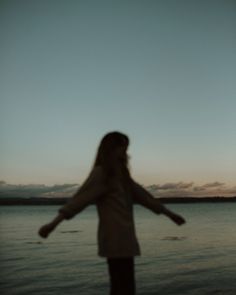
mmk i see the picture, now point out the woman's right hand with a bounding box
[169,213,186,225]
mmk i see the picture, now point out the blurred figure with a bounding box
[38,131,185,295]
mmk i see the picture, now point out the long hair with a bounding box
[93,131,132,188]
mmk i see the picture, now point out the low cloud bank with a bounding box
[0,180,236,198]
[0,181,79,198]
[146,181,236,198]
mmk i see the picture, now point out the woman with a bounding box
[38,131,186,295]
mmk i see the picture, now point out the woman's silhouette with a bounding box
[38,131,185,295]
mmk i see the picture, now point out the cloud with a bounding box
[41,184,78,198]
[147,182,193,190]
[146,181,235,198]
[159,182,193,190]
[0,180,7,186]
[202,182,225,188]
[226,187,236,194]
[0,181,79,198]
[193,186,206,191]
[0,180,235,199]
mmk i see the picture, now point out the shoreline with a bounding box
[0,196,236,205]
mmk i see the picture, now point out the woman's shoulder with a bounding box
[91,165,104,174]
[89,165,106,181]
[79,166,106,190]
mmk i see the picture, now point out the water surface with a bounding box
[1,203,236,295]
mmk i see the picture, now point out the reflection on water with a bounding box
[161,236,187,241]
[25,241,43,244]
[60,230,83,233]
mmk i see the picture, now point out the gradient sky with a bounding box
[1,0,236,186]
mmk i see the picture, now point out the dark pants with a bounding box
[107,257,136,295]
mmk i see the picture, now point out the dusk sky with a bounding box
[1,0,236,190]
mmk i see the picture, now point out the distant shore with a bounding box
[0,196,236,205]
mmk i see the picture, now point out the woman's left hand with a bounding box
[38,223,55,238]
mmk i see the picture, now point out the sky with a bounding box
[1,0,236,192]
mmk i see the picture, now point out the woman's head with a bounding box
[94,131,129,165]
[93,131,131,181]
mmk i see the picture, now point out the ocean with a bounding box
[1,203,236,295]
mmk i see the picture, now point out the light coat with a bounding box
[58,166,165,258]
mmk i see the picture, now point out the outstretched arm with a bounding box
[161,206,186,225]
[38,166,107,239]
[131,180,186,225]
[38,213,65,238]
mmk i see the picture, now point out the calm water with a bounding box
[1,203,236,295]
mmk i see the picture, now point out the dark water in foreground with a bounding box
[1,203,236,295]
